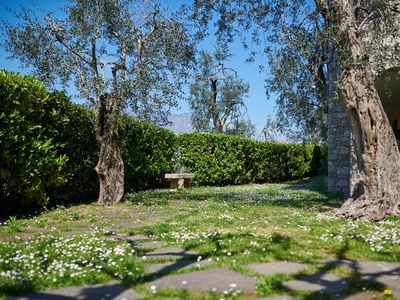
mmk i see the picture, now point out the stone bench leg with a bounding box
[170,179,179,189]
[178,178,184,189]
[183,178,192,188]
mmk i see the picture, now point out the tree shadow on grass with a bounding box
[1,280,36,299]
[112,230,298,293]
[126,234,393,299]
[127,176,342,212]
[266,240,396,300]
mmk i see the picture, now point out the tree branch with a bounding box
[46,19,92,67]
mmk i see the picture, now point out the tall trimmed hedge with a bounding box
[1,71,327,215]
[0,71,176,214]
[0,72,68,210]
[122,118,176,191]
[45,92,98,203]
[176,133,326,186]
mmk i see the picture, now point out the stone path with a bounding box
[247,261,309,275]
[8,238,400,300]
[146,258,213,274]
[138,240,167,248]
[144,246,198,260]
[8,283,140,300]
[333,292,376,300]
[320,259,400,299]
[282,273,348,294]
[113,221,144,228]
[148,268,257,293]
[1,211,167,242]
[108,233,151,242]
[1,233,35,241]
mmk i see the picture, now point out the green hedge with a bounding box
[121,118,176,191]
[0,71,68,210]
[176,133,326,186]
[0,71,176,214]
[45,92,98,203]
[1,71,327,214]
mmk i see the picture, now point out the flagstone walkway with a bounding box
[8,234,400,300]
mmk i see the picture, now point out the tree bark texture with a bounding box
[95,93,124,205]
[333,0,400,220]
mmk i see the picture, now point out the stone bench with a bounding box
[165,173,194,189]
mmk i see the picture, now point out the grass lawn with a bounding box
[1,176,399,299]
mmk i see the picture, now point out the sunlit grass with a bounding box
[0,232,143,298]
[1,176,399,299]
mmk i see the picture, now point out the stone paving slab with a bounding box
[320,259,400,275]
[25,226,51,233]
[1,233,35,241]
[142,214,164,219]
[361,273,400,290]
[255,296,299,300]
[144,247,198,260]
[319,258,400,295]
[113,221,143,228]
[247,262,308,276]
[109,234,151,242]
[138,241,167,249]
[103,213,126,219]
[148,268,257,293]
[282,273,348,294]
[332,291,376,300]
[113,217,163,227]
[8,283,140,300]
[102,229,117,236]
[146,258,213,274]
[59,231,91,238]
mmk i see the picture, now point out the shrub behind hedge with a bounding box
[176,133,326,186]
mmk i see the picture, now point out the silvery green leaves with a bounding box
[2,0,195,204]
[2,0,194,124]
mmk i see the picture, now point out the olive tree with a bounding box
[191,0,400,220]
[328,0,400,219]
[3,0,193,205]
[189,49,253,137]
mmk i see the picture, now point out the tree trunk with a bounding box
[333,0,400,220]
[95,93,124,205]
[210,79,223,133]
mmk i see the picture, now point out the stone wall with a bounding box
[326,95,351,198]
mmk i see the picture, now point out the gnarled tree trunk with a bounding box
[333,0,400,220]
[95,93,124,205]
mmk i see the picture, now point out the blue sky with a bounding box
[0,0,278,140]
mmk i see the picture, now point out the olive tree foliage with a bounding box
[191,0,329,143]
[2,0,194,205]
[262,116,279,142]
[191,0,400,220]
[265,10,329,144]
[189,49,254,137]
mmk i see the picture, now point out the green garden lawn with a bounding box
[1,176,399,299]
